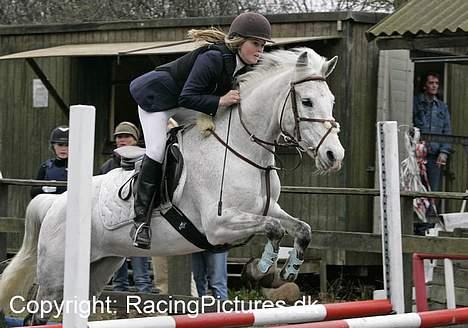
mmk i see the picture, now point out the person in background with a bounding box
[413,72,452,225]
[192,251,228,300]
[413,72,452,193]
[31,126,69,198]
[100,121,142,174]
[99,121,153,298]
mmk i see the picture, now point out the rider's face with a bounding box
[238,38,265,65]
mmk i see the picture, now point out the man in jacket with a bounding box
[413,72,452,193]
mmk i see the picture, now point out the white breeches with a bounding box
[138,106,178,162]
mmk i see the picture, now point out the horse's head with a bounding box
[280,49,344,173]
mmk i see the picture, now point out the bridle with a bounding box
[236,75,340,158]
[280,76,339,157]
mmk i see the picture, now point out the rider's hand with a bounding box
[436,152,448,167]
[219,90,240,107]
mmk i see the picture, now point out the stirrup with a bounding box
[132,223,152,249]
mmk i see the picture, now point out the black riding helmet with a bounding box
[228,12,273,42]
[49,126,69,144]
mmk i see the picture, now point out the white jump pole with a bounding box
[444,259,456,309]
[63,105,96,327]
[377,121,405,314]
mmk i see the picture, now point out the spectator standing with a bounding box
[413,72,452,193]
[100,121,153,296]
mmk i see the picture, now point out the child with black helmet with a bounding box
[129,12,273,250]
[30,126,69,198]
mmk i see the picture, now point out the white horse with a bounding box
[0,47,344,324]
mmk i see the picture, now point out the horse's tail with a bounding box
[0,195,53,310]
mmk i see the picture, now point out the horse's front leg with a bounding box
[241,219,285,286]
[203,207,285,285]
[269,204,312,282]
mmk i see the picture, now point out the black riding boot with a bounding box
[131,156,162,249]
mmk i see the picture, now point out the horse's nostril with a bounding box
[326,150,335,162]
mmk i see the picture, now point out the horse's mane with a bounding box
[239,47,326,92]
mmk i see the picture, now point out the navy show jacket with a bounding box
[130,48,236,117]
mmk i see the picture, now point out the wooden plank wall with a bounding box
[446,63,468,212]
[342,22,381,265]
[344,22,379,233]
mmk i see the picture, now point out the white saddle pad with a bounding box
[98,168,136,230]
[98,130,187,231]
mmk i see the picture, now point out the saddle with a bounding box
[115,126,185,203]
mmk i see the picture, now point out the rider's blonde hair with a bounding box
[187,28,246,51]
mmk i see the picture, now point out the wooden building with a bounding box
[367,0,468,214]
[368,0,468,308]
[0,12,386,265]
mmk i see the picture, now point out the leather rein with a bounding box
[210,74,339,216]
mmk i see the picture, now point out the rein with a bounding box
[210,130,275,217]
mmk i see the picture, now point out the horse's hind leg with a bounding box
[89,256,125,297]
[23,285,63,325]
[24,257,124,325]
[24,229,67,325]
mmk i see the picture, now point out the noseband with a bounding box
[279,75,339,157]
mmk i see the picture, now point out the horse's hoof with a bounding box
[23,313,48,326]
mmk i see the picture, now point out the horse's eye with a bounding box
[301,98,313,107]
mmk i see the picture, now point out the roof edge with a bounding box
[366,0,413,41]
[0,12,387,36]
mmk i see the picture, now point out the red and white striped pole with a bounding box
[83,300,392,328]
[268,307,468,328]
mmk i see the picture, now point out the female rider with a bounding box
[129,12,273,249]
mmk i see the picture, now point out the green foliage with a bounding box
[228,287,265,300]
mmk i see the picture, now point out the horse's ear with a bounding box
[323,56,338,77]
[296,51,309,68]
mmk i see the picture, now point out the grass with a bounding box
[228,287,265,301]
